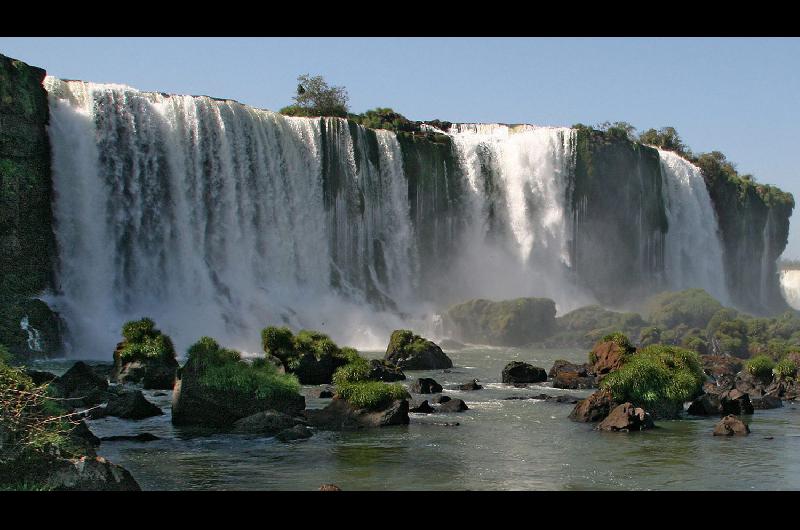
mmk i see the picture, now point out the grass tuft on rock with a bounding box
[601,344,704,418]
[119,317,176,363]
[745,354,775,380]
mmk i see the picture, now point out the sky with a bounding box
[2,37,799,257]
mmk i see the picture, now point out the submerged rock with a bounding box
[409,400,435,413]
[100,433,160,442]
[713,414,750,436]
[305,397,409,430]
[569,389,617,423]
[431,395,451,404]
[501,361,547,384]
[384,330,452,370]
[410,377,443,394]
[458,379,482,391]
[596,403,654,432]
[437,398,469,413]
[104,390,163,420]
[233,410,298,435]
[276,425,313,442]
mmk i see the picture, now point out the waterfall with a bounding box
[20,316,43,352]
[657,149,731,304]
[45,78,414,357]
[44,76,743,358]
[780,269,800,310]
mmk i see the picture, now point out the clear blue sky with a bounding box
[3,37,799,257]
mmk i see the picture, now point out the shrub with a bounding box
[335,381,409,410]
[199,361,300,402]
[745,355,775,380]
[119,318,176,363]
[601,344,705,419]
[186,336,241,369]
[646,289,723,330]
[774,357,798,379]
[281,74,349,118]
[261,326,295,367]
[332,354,370,386]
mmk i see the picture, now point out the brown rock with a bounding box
[596,403,654,432]
[590,341,629,378]
[305,397,409,430]
[569,388,617,423]
[713,414,750,436]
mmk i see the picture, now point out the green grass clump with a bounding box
[119,318,176,363]
[746,355,775,380]
[199,361,300,401]
[646,289,723,330]
[335,381,409,410]
[773,357,797,379]
[332,354,370,386]
[187,336,241,369]
[601,344,704,418]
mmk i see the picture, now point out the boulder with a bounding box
[70,420,100,450]
[437,398,469,413]
[51,362,110,407]
[590,340,629,378]
[319,484,342,491]
[305,397,409,430]
[276,425,313,442]
[384,330,453,370]
[720,389,754,415]
[552,371,597,390]
[735,370,769,398]
[293,351,350,385]
[596,403,654,432]
[44,456,141,491]
[458,379,482,391]
[111,341,178,390]
[569,389,618,423]
[24,369,57,386]
[751,395,783,410]
[549,360,590,377]
[233,410,298,435]
[687,393,722,416]
[713,414,750,436]
[410,378,443,394]
[409,400,435,413]
[501,362,547,384]
[171,356,306,428]
[104,390,163,420]
[701,353,743,380]
[444,297,556,346]
[367,359,406,382]
[431,395,451,404]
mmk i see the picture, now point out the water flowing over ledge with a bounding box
[44,78,738,358]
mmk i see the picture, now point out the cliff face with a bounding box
[0,54,61,357]
[700,159,794,314]
[570,129,668,308]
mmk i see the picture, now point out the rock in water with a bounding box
[751,395,783,410]
[100,433,160,442]
[275,425,313,442]
[233,410,298,435]
[409,400,435,413]
[596,403,654,432]
[458,379,482,391]
[50,362,110,407]
[367,359,406,381]
[319,484,342,491]
[590,340,631,378]
[444,298,556,346]
[437,399,469,413]
[44,456,141,491]
[305,397,409,430]
[171,353,305,428]
[501,361,547,384]
[410,378,443,394]
[431,395,451,404]
[104,390,163,420]
[569,389,617,423]
[713,415,750,436]
[384,330,453,370]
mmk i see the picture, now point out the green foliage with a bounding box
[261,326,295,366]
[335,381,409,410]
[332,354,370,386]
[638,127,689,157]
[597,121,637,141]
[553,305,645,348]
[281,74,349,118]
[646,289,724,330]
[745,355,775,380]
[199,360,300,402]
[446,298,557,346]
[773,357,798,379]
[601,344,705,418]
[351,108,417,133]
[119,318,175,363]
[186,336,241,369]
[0,344,9,365]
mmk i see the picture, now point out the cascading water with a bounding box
[44,76,742,359]
[780,269,800,310]
[657,149,731,304]
[446,124,594,311]
[45,78,414,357]
[20,316,43,352]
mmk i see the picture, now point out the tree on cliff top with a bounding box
[280,74,349,118]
